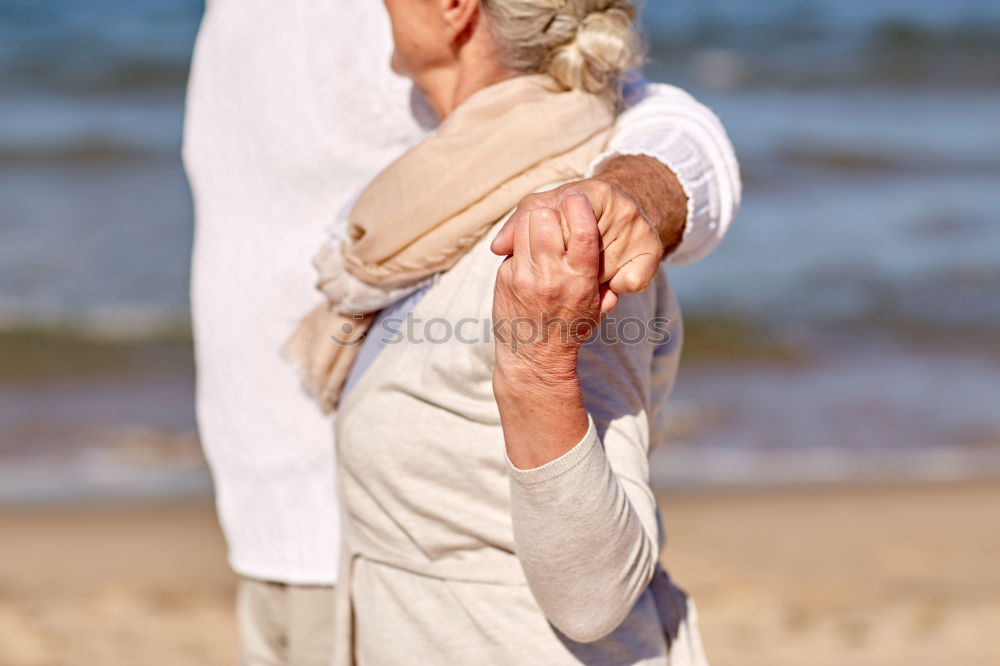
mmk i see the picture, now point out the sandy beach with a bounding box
[661,481,1000,666]
[2,481,997,665]
[0,500,236,665]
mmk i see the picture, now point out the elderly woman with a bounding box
[287,0,707,664]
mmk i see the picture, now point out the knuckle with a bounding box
[519,193,546,209]
[617,196,640,219]
[590,178,613,198]
[511,270,533,293]
[535,278,560,301]
[537,207,561,225]
[618,269,645,293]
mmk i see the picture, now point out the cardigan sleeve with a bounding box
[506,286,669,643]
[591,77,742,266]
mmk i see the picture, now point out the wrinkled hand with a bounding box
[490,177,665,302]
[492,195,618,380]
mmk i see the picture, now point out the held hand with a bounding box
[492,195,616,379]
[492,196,600,468]
[491,177,665,302]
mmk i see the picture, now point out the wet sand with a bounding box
[1,481,998,665]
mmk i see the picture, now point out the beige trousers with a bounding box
[237,578,336,666]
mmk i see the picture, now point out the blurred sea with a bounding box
[1,0,998,501]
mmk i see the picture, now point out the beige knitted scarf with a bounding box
[285,74,615,413]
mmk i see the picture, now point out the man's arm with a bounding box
[492,78,741,295]
[594,78,742,265]
[592,152,689,257]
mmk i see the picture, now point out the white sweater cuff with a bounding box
[590,82,742,266]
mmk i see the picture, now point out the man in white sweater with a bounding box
[183,2,740,665]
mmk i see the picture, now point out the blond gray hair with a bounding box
[480,0,642,96]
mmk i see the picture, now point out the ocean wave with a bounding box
[870,19,1000,49]
[2,58,192,96]
[0,312,192,384]
[652,441,1000,488]
[648,45,1000,90]
[648,16,1000,50]
[646,15,1000,89]
[0,138,161,165]
[0,428,210,504]
[776,144,1000,174]
[0,303,191,343]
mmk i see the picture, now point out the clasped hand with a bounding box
[492,193,614,381]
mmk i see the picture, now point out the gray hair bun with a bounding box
[483,0,642,95]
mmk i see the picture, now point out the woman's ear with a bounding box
[440,0,479,43]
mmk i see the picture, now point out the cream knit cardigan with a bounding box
[331,219,708,665]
